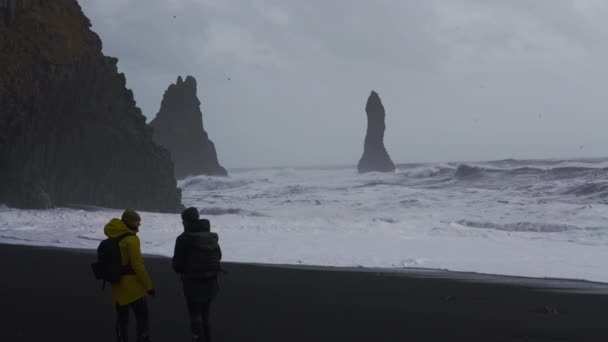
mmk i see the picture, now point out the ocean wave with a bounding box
[249,185,321,199]
[544,166,608,180]
[397,165,453,178]
[179,175,257,191]
[440,163,608,183]
[561,182,608,198]
[453,164,487,180]
[455,220,585,233]
[77,235,103,241]
[0,235,36,242]
[355,181,403,189]
[176,159,608,218]
[199,207,267,217]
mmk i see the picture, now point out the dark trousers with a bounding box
[116,297,150,342]
[187,299,212,342]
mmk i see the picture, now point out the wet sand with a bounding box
[1,243,607,341]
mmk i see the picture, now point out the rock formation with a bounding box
[357,91,395,173]
[0,0,183,212]
[150,76,227,178]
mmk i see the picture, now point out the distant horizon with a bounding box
[221,154,608,172]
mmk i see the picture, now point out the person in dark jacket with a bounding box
[173,207,222,342]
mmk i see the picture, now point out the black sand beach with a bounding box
[1,243,607,341]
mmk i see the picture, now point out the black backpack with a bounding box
[184,234,222,278]
[91,233,134,285]
[188,243,221,274]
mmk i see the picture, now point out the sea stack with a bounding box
[150,76,227,178]
[357,91,395,173]
[0,0,183,212]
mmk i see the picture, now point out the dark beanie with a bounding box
[181,207,200,223]
[121,209,141,223]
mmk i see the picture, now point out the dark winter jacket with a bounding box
[173,219,222,302]
[172,219,222,280]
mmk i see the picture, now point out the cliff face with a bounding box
[357,91,396,173]
[150,76,227,178]
[0,0,183,212]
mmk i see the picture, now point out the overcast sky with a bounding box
[80,0,608,168]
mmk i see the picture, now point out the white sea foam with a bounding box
[2,159,608,282]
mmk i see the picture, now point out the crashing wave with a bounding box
[178,175,255,191]
[199,207,266,217]
[562,182,608,198]
[444,163,608,183]
[398,165,453,178]
[455,220,584,233]
[452,164,486,180]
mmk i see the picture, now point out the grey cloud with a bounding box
[80,0,608,168]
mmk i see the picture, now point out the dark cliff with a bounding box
[0,0,183,212]
[150,76,227,178]
[357,91,395,173]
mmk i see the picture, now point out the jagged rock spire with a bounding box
[150,75,227,178]
[357,90,395,173]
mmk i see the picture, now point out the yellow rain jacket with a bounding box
[103,218,154,305]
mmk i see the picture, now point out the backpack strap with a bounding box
[113,232,136,275]
[114,232,134,242]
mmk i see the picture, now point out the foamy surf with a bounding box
[2,158,608,282]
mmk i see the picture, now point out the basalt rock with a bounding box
[357,91,395,173]
[150,76,227,178]
[0,0,183,212]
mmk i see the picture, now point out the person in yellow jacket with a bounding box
[104,209,155,342]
